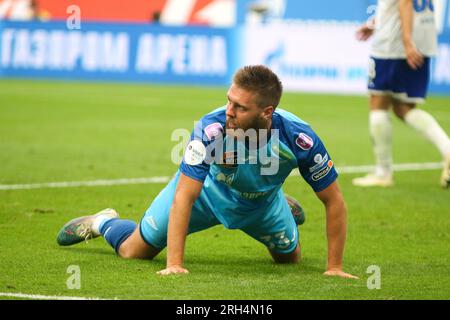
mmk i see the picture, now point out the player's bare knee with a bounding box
[118,243,136,259]
[273,254,299,264]
[117,239,140,259]
[393,108,406,120]
[118,251,134,259]
[370,95,391,111]
[119,240,160,260]
[270,246,301,264]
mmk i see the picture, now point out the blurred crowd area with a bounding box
[1,0,449,94]
[2,1,448,31]
[0,0,47,21]
[0,0,383,26]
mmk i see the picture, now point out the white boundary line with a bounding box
[0,292,108,300]
[0,176,171,190]
[0,162,443,191]
[337,162,443,174]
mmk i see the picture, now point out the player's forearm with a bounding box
[325,200,348,270]
[166,195,193,268]
[399,0,414,47]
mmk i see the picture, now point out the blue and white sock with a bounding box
[99,219,136,253]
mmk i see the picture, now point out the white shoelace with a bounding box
[77,224,93,243]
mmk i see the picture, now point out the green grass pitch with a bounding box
[0,79,449,300]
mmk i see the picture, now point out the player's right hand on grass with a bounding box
[157,265,189,276]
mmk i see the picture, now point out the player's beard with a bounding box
[226,116,269,138]
[225,117,237,130]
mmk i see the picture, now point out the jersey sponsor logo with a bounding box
[204,122,223,141]
[184,140,206,165]
[296,133,314,150]
[309,153,329,173]
[312,160,334,181]
[239,190,269,200]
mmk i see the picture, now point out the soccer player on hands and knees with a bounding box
[57,65,358,279]
[354,0,450,188]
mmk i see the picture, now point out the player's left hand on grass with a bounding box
[157,265,189,276]
[323,269,359,279]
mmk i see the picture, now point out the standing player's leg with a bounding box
[393,100,450,188]
[387,56,450,188]
[352,57,395,187]
[353,94,395,187]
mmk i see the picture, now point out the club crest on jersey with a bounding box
[204,122,223,141]
[296,133,314,150]
[216,172,235,186]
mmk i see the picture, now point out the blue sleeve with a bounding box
[179,109,226,182]
[286,122,338,193]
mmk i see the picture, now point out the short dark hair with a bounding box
[233,65,283,108]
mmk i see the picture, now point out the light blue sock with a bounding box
[99,218,136,253]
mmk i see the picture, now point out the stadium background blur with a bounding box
[0,0,449,300]
[1,0,450,94]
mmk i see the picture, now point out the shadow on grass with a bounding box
[58,246,116,257]
[186,255,324,276]
[58,246,325,276]
[57,246,167,268]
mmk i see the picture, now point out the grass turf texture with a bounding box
[0,79,449,300]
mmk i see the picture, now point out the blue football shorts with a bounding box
[368,57,430,104]
[139,171,299,254]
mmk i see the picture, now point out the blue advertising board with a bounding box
[0,19,449,95]
[0,21,241,85]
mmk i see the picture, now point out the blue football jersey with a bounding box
[179,107,337,227]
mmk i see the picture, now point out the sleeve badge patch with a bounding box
[184,140,206,165]
[296,133,314,150]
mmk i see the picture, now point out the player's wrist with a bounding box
[402,38,415,48]
[365,20,375,30]
[167,262,184,269]
[326,264,343,271]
